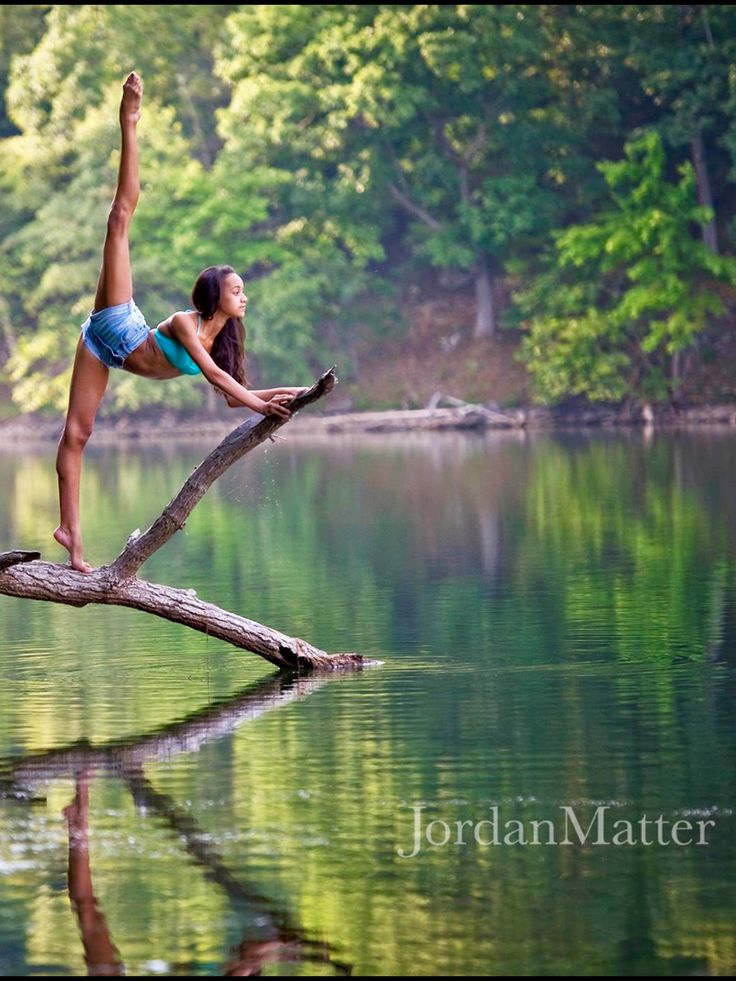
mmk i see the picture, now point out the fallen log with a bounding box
[0,367,374,671]
[308,405,523,433]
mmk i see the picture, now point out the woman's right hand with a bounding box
[261,394,292,419]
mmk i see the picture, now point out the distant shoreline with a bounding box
[1,402,736,444]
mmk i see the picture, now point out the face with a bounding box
[219,273,247,318]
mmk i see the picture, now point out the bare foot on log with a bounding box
[53,525,94,574]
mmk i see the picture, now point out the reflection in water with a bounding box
[2,674,351,977]
[3,674,333,795]
[64,773,123,977]
[1,431,736,975]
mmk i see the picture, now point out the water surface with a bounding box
[1,429,735,975]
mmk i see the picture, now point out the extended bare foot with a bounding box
[120,71,143,125]
[53,525,95,575]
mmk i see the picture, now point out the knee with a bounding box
[61,421,93,453]
[107,201,132,235]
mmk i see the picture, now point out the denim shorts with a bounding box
[80,299,150,369]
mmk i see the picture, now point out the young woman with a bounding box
[54,73,306,574]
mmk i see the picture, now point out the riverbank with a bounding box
[4,278,736,442]
[2,400,736,445]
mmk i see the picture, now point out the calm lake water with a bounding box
[1,428,735,976]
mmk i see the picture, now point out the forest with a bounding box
[1,4,736,414]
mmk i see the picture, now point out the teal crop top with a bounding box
[152,310,203,376]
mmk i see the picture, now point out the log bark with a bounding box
[0,367,375,671]
[0,550,40,572]
[305,405,524,433]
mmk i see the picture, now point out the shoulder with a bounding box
[169,310,199,336]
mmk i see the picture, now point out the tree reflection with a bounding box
[3,673,352,977]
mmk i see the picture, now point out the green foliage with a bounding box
[0,5,50,138]
[214,5,389,377]
[2,5,736,411]
[518,131,736,403]
[623,5,736,144]
[2,91,212,412]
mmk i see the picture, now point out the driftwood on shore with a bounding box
[2,397,736,446]
[311,404,522,433]
[0,367,373,672]
[305,398,736,434]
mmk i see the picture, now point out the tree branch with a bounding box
[0,550,40,572]
[388,183,443,230]
[0,367,375,671]
[0,562,367,669]
[109,366,338,581]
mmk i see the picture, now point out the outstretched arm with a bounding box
[168,314,292,419]
[224,388,306,409]
[224,387,308,409]
[242,385,308,400]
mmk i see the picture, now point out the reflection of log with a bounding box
[124,771,351,976]
[224,937,350,977]
[2,674,330,796]
[4,675,352,976]
[0,368,373,671]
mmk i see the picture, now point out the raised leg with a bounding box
[93,72,143,313]
[54,337,110,573]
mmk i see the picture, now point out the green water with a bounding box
[1,430,735,976]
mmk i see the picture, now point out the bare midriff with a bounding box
[122,312,211,379]
[122,331,180,379]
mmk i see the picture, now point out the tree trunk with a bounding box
[691,131,719,254]
[670,349,684,400]
[0,561,365,670]
[0,368,374,672]
[474,253,496,338]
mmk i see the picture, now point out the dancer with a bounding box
[54,73,306,573]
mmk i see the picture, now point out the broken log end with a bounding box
[0,550,42,572]
[292,651,383,672]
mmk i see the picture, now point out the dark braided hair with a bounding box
[191,265,248,393]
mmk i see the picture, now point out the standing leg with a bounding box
[93,71,143,312]
[54,338,109,573]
